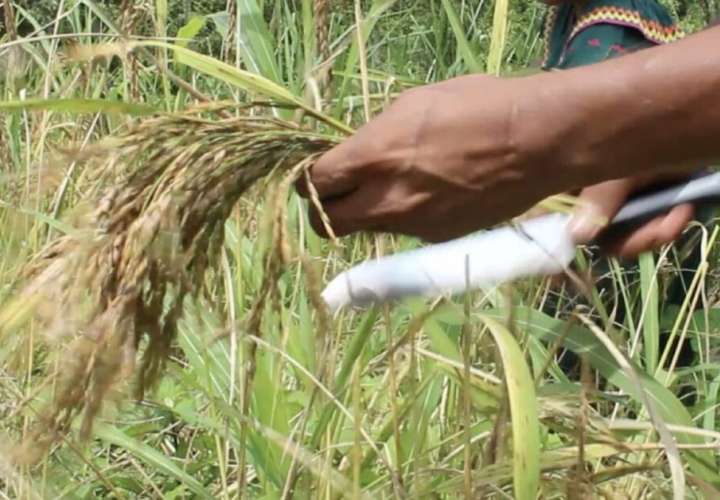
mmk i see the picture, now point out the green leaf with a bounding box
[0,98,157,116]
[660,305,720,334]
[155,0,168,37]
[78,0,124,33]
[336,308,380,393]
[492,307,719,483]
[176,16,207,48]
[703,372,720,441]
[0,201,73,234]
[639,252,660,373]
[574,313,685,498]
[173,15,208,74]
[235,0,282,83]
[336,0,401,114]
[94,425,213,499]
[140,41,296,103]
[208,11,230,38]
[310,308,379,447]
[479,314,539,500]
[128,41,352,134]
[439,0,482,73]
[301,0,315,77]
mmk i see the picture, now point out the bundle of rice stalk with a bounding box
[4,104,338,461]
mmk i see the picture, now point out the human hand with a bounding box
[297,74,571,242]
[569,176,695,258]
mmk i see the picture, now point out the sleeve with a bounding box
[557,23,656,69]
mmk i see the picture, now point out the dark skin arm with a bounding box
[299,26,720,254]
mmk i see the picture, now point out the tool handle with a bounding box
[321,171,720,311]
[603,171,720,237]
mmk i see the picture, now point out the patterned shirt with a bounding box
[542,0,684,70]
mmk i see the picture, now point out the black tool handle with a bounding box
[599,171,720,239]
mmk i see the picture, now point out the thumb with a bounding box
[568,178,637,244]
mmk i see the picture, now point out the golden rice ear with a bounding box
[3,107,338,458]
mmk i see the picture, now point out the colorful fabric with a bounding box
[561,23,653,68]
[542,0,684,70]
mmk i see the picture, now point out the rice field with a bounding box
[0,1,719,498]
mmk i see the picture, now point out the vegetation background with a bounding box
[1,0,720,498]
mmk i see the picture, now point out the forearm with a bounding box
[304,27,720,241]
[518,26,720,190]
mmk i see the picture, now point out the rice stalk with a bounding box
[2,0,18,42]
[315,0,332,95]
[5,104,337,461]
[486,0,509,75]
[120,0,152,100]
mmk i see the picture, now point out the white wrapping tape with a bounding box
[322,213,577,312]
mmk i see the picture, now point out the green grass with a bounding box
[1,1,719,498]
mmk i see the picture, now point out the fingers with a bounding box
[306,182,385,238]
[296,142,361,201]
[297,88,426,204]
[568,176,696,259]
[295,138,366,239]
[306,180,436,240]
[569,178,637,243]
[605,203,694,258]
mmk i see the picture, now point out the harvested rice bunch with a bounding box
[8,106,337,459]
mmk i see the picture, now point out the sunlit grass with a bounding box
[0,1,718,499]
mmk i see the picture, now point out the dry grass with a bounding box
[5,105,336,461]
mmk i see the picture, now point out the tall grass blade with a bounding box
[0,98,157,116]
[336,0,401,112]
[576,312,686,500]
[439,0,482,73]
[501,307,719,482]
[155,0,168,33]
[639,252,660,373]
[77,0,122,33]
[235,0,282,83]
[135,41,298,103]
[94,424,214,499]
[179,297,308,488]
[176,16,207,49]
[80,41,354,133]
[487,0,510,75]
[310,308,379,447]
[704,373,720,440]
[479,314,540,500]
